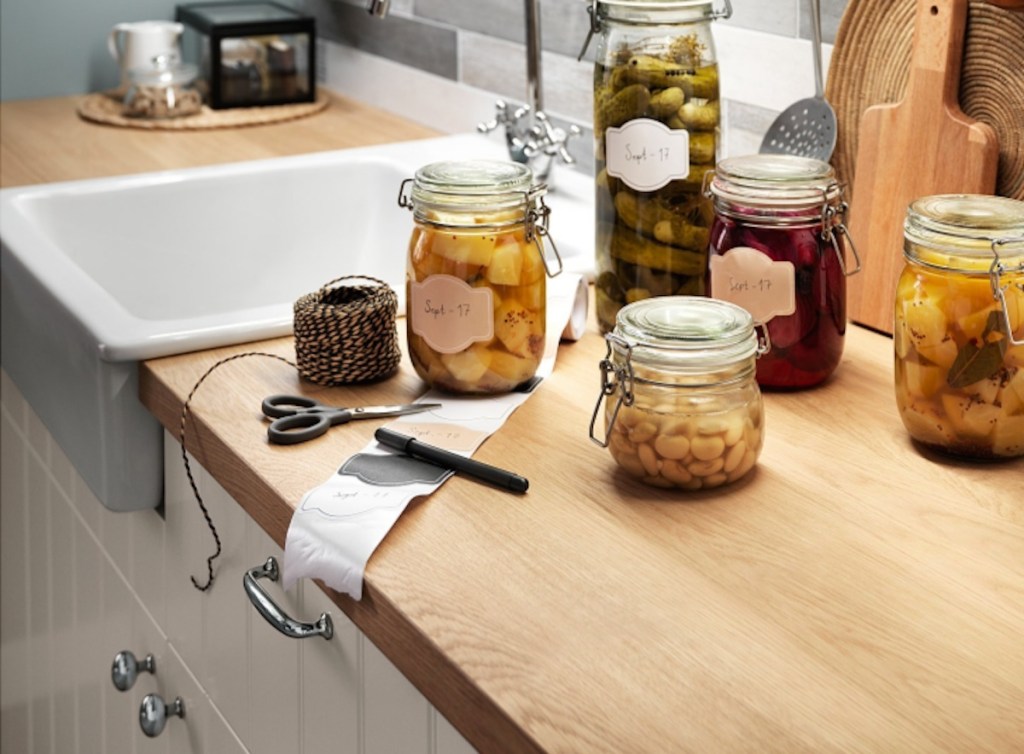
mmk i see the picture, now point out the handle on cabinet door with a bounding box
[139,693,185,737]
[111,650,155,691]
[243,556,334,640]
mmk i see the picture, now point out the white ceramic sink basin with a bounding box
[0,133,595,511]
[1,133,594,361]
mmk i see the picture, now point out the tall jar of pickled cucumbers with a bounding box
[895,194,1024,459]
[399,160,560,394]
[584,0,731,333]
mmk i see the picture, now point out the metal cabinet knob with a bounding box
[139,693,185,737]
[111,650,155,692]
[243,556,333,640]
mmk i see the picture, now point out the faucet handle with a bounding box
[478,100,530,134]
[532,112,581,165]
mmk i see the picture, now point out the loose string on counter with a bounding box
[181,352,296,591]
[180,276,401,591]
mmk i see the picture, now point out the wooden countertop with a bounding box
[3,94,1022,753]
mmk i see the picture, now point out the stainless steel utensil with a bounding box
[760,0,837,160]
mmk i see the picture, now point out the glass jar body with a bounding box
[706,154,853,389]
[406,217,547,394]
[124,58,202,119]
[894,258,1024,459]
[593,4,721,333]
[604,361,764,489]
[708,215,846,388]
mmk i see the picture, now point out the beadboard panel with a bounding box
[1,368,475,753]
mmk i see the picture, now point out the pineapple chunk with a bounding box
[519,237,546,286]
[1002,368,1024,414]
[494,299,543,358]
[963,372,1002,405]
[894,309,913,359]
[901,404,956,447]
[441,345,492,383]
[903,298,948,351]
[958,303,997,342]
[432,231,496,266]
[941,393,999,440]
[485,238,524,285]
[518,279,545,312]
[992,415,1024,457]
[1003,284,1024,333]
[901,360,945,400]
[917,337,958,369]
[486,350,537,385]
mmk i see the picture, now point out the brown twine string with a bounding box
[182,276,401,591]
[293,275,402,385]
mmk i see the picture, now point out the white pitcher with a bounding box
[108,20,184,88]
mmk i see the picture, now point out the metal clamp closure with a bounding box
[397,177,413,210]
[821,195,861,277]
[990,237,1024,346]
[578,0,731,61]
[589,333,635,447]
[526,190,564,277]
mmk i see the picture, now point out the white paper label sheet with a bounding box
[283,273,587,599]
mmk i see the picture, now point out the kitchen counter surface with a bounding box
[3,94,1022,753]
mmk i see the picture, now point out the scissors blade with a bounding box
[348,403,442,421]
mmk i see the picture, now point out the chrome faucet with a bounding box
[477,0,580,183]
[367,0,579,183]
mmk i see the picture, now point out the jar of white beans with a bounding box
[590,296,768,490]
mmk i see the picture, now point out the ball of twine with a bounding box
[293,275,401,385]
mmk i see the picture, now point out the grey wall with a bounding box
[1,0,847,107]
[0,0,298,100]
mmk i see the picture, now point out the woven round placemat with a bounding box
[293,276,402,386]
[827,0,1024,200]
[76,90,329,130]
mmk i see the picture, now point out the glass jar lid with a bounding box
[708,153,842,223]
[410,160,538,217]
[611,295,759,372]
[598,0,714,13]
[904,194,1024,274]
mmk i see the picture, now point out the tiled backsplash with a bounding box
[307,0,849,175]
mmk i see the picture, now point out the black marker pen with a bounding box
[374,428,529,494]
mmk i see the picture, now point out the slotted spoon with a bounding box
[760,0,837,161]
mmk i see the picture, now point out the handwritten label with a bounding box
[410,275,494,354]
[390,422,489,453]
[606,118,690,191]
[709,247,795,323]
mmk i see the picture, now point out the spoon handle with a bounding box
[811,0,825,98]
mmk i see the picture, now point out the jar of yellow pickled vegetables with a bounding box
[589,296,768,489]
[581,0,732,333]
[398,160,561,394]
[895,194,1024,459]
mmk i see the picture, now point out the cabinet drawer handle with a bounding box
[243,556,333,640]
[111,650,155,691]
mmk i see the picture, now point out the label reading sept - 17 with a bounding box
[410,274,494,354]
[605,118,691,192]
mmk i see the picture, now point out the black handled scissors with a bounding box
[262,394,441,445]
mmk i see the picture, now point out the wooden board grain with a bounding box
[846,0,999,334]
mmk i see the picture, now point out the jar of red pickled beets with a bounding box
[705,154,861,389]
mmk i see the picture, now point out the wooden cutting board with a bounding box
[846,0,999,333]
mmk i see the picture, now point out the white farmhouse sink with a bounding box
[0,133,595,511]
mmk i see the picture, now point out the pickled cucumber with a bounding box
[594,33,720,332]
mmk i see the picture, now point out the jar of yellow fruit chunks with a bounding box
[398,160,561,394]
[895,194,1024,459]
[581,0,731,332]
[589,296,768,489]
